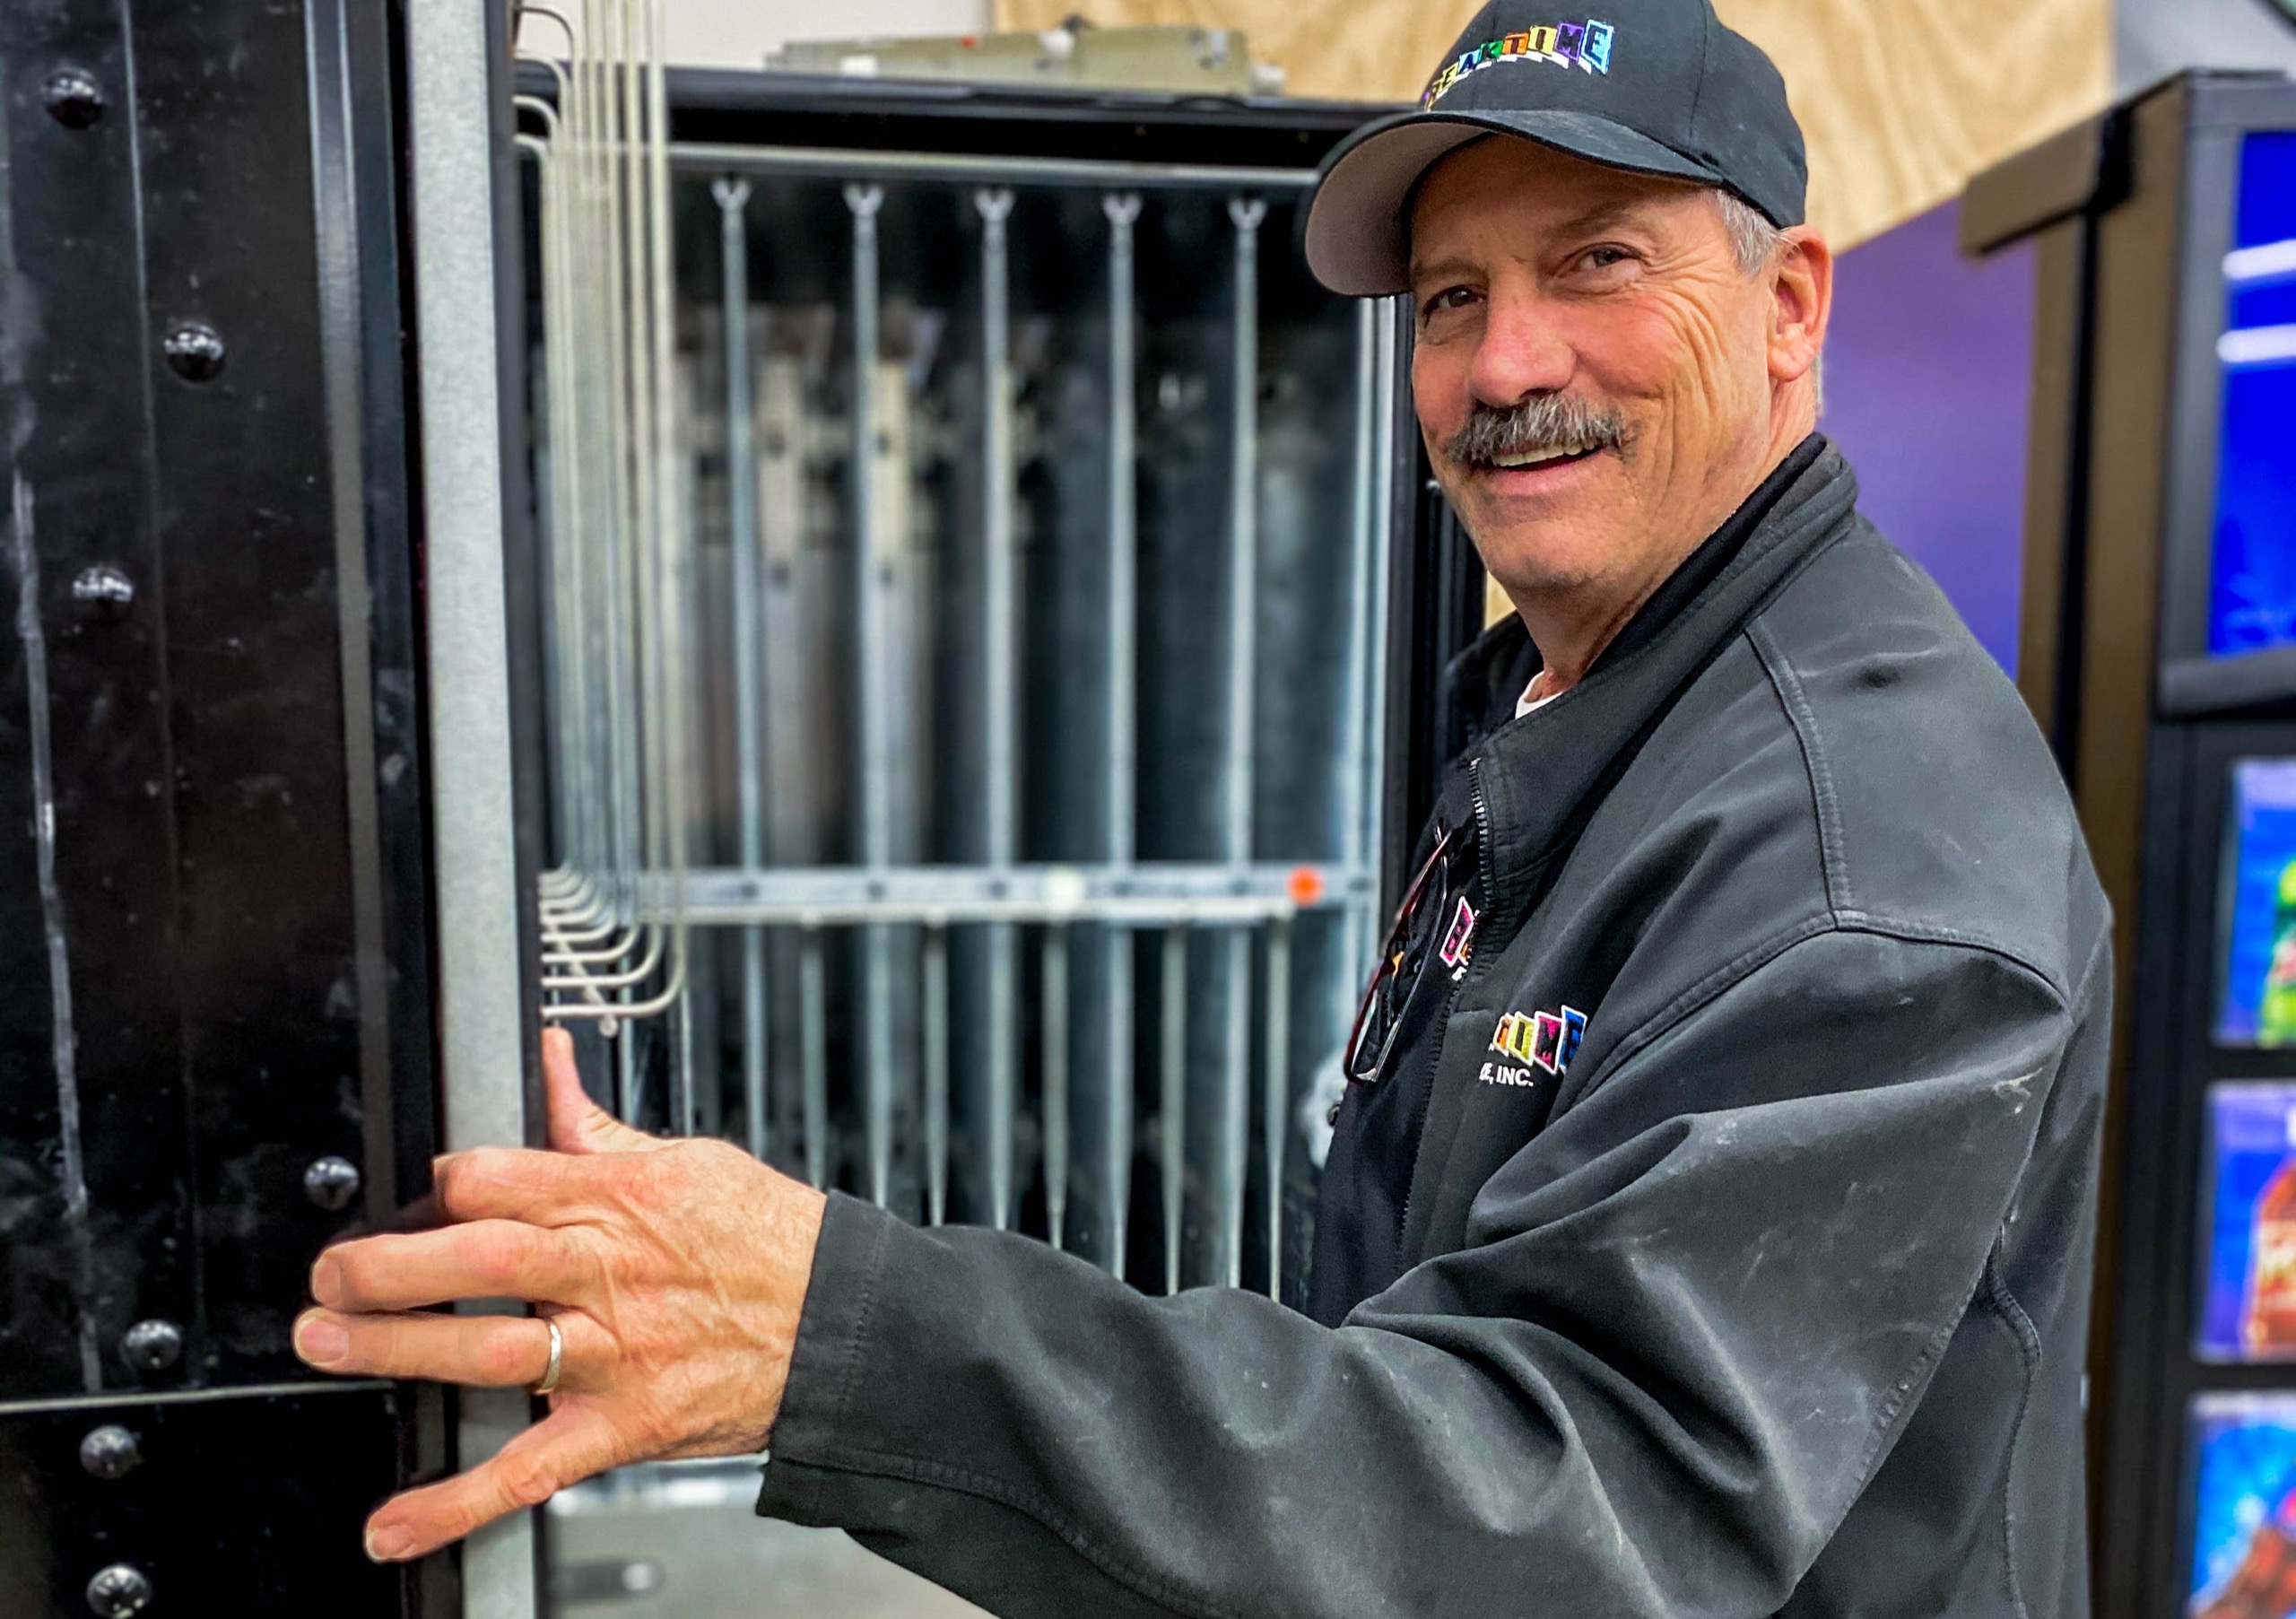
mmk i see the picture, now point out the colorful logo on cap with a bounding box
[1491,1005,1588,1075]
[1422,20,1616,108]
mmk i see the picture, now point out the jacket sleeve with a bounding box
[754,926,2087,1619]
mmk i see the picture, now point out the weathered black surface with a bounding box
[0,0,437,1611]
[0,1386,408,1613]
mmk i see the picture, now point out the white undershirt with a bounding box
[1515,683,1560,720]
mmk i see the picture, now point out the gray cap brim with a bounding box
[1303,109,1733,298]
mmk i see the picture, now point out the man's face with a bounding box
[1408,137,1810,605]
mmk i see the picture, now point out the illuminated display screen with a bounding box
[2190,1394,2296,1616]
[2217,760,2296,1047]
[2211,131,2296,658]
[2200,1085,2296,1361]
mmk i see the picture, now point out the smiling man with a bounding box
[294,3,2111,1615]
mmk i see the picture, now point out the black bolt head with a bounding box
[161,322,225,383]
[71,565,135,620]
[119,1319,182,1375]
[303,1155,362,1213]
[84,1564,152,1618]
[43,69,104,130]
[78,1424,142,1481]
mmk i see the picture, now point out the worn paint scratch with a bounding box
[13,475,100,1391]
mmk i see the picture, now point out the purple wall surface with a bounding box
[1820,201,2037,675]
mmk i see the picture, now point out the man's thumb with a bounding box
[543,1026,665,1154]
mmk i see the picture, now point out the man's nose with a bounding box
[1467,293,1574,409]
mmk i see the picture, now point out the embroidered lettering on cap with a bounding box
[1422,17,1616,107]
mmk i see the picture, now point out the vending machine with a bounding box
[0,4,1486,1615]
[1965,68,2296,1619]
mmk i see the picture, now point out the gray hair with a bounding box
[1713,187,1822,410]
[1714,188,1786,275]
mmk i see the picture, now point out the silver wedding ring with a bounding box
[531,1316,563,1397]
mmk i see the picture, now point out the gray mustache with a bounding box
[1446,396,1629,467]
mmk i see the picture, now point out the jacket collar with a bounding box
[1451,435,1858,925]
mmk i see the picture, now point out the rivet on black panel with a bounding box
[72,564,135,620]
[303,1155,362,1212]
[42,68,105,129]
[161,322,226,383]
[118,1318,183,1376]
[84,1563,152,1618]
[78,1424,142,1480]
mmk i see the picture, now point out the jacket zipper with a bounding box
[1394,753,1500,1263]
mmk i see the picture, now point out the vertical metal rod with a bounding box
[1161,924,1187,1295]
[978,187,1020,1232]
[1341,298,1381,986]
[673,982,695,1136]
[1100,192,1141,1278]
[1264,916,1292,1301]
[1223,194,1265,873]
[1213,196,1266,1290]
[847,183,896,1211]
[715,177,770,1162]
[1359,299,1399,979]
[1044,925,1071,1249]
[925,922,951,1225]
[801,925,829,1190]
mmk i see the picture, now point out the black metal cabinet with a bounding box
[0,0,439,1612]
[1972,71,2296,1618]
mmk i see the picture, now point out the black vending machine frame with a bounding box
[0,0,471,1615]
[1968,70,2296,1618]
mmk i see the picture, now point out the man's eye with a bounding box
[1422,285,1479,318]
[1581,246,1634,271]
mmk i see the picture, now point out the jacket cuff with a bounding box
[756,1190,892,1525]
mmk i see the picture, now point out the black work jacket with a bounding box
[758,440,2112,1619]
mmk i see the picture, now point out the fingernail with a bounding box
[309,1252,341,1303]
[366,1524,415,1562]
[295,1313,350,1366]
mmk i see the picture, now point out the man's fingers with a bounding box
[293,1307,568,1388]
[313,1221,595,1312]
[362,1406,628,1562]
[431,1140,618,1225]
[544,1025,665,1156]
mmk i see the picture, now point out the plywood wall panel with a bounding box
[993,0,2111,249]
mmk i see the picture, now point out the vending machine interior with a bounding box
[0,3,1492,1615]
[513,47,1492,1616]
[1964,67,2296,1619]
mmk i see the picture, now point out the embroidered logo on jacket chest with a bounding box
[1480,1005,1587,1089]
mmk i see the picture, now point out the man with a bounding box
[296,2,2110,1613]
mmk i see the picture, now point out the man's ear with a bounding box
[1768,226,1832,387]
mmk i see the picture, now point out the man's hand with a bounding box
[292,1027,827,1562]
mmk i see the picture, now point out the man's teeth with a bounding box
[1489,443,1591,468]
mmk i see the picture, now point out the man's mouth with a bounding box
[1478,442,1603,472]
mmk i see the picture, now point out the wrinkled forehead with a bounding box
[1406,135,1717,275]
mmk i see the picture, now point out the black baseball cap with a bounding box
[1303,0,1807,297]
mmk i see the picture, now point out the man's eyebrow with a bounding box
[1406,253,1482,289]
[1549,196,1665,239]
[1409,194,1680,284]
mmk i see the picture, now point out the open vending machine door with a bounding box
[0,2,1486,1615]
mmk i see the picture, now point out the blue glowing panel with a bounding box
[2190,1395,2296,1615]
[2212,133,2296,658]
[2217,760,2296,1048]
[2200,1086,2296,1362]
